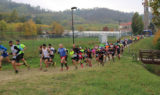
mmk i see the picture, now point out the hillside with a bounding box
[0,0,48,14]
[0,0,133,26]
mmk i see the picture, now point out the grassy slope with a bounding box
[0,37,160,95]
[126,37,155,53]
[126,37,160,75]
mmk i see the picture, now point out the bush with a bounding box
[156,38,160,50]
[153,29,160,44]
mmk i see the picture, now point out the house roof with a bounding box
[120,22,132,26]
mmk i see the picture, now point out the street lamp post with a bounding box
[119,20,121,39]
[71,7,77,44]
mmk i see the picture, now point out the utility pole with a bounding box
[142,0,150,30]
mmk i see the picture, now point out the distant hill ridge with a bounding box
[0,0,134,26]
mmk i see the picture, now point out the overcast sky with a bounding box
[12,0,144,14]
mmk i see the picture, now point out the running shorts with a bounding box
[1,52,8,58]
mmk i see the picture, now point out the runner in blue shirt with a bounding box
[58,44,69,71]
[0,42,10,70]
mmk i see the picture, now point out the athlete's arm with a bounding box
[23,47,26,51]
[14,46,21,55]
[0,45,7,52]
[58,48,60,54]
[47,48,51,54]
[22,44,26,51]
[42,52,44,58]
[9,52,12,55]
[47,48,50,52]
[54,49,57,53]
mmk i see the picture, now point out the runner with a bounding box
[85,48,92,67]
[9,41,27,74]
[105,44,110,61]
[98,48,105,66]
[79,47,84,68]
[16,40,30,68]
[95,48,100,65]
[92,48,96,58]
[0,42,10,71]
[70,49,77,69]
[72,44,80,69]
[103,48,107,63]
[115,43,121,60]
[42,44,50,71]
[39,45,43,70]
[65,48,69,62]
[124,39,128,47]
[48,44,56,67]
[109,43,116,62]
[58,44,69,71]
[120,42,124,54]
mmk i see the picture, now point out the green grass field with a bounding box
[0,37,160,95]
[1,37,117,70]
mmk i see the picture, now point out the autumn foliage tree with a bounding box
[23,19,37,36]
[50,22,64,35]
[150,0,160,46]
[77,26,84,32]
[150,0,160,28]
[0,20,7,31]
[103,26,109,31]
[15,23,23,33]
[154,30,160,44]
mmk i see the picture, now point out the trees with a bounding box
[34,17,42,24]
[77,26,84,32]
[150,0,160,28]
[155,38,160,50]
[150,0,160,46]
[8,9,18,23]
[154,30,160,44]
[131,12,144,35]
[103,26,109,31]
[149,22,156,34]
[50,22,64,35]
[37,25,43,35]
[19,15,28,23]
[132,13,139,35]
[0,20,7,32]
[138,16,144,34]
[0,20,7,38]
[23,19,37,36]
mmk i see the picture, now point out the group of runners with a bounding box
[38,36,143,72]
[0,35,143,73]
[0,40,30,73]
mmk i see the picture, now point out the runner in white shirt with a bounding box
[42,44,50,71]
[9,41,23,74]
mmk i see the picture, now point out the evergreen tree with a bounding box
[131,12,144,35]
[8,9,18,23]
